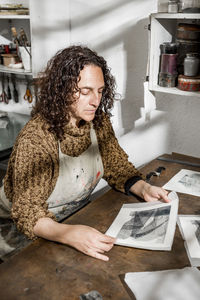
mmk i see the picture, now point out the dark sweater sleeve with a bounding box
[96,114,145,193]
[124,175,143,195]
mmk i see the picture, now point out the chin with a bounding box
[83,114,95,122]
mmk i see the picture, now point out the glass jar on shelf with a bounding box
[168,0,178,13]
[184,53,200,76]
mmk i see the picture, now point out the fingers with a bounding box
[92,232,115,252]
[144,186,170,203]
[160,189,170,203]
[86,239,116,261]
[88,249,110,261]
[99,233,116,244]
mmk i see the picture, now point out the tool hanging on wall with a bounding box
[6,75,12,100]
[11,74,19,103]
[0,73,9,104]
[24,76,32,103]
[11,26,20,47]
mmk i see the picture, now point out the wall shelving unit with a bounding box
[149,13,200,97]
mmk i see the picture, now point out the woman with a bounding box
[0,45,169,261]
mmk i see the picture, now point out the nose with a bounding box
[90,91,101,107]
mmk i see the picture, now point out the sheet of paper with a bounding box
[106,191,178,251]
[163,169,200,197]
[178,215,200,266]
[125,267,200,300]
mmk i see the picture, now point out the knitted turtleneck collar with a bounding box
[60,121,92,157]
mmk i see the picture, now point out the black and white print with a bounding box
[163,169,200,197]
[117,206,170,243]
[106,191,179,251]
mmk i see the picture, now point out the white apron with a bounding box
[47,123,104,220]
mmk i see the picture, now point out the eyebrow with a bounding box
[80,86,105,90]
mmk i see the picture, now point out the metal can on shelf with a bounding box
[178,74,200,91]
[158,73,177,87]
[160,53,178,75]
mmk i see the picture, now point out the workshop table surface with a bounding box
[0,152,199,300]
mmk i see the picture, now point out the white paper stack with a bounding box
[124,267,200,300]
[163,169,200,197]
[178,215,200,267]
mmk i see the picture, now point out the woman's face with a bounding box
[70,64,105,126]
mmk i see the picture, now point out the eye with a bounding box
[98,89,104,94]
[80,88,90,95]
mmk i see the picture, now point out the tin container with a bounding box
[159,73,177,87]
[177,23,200,41]
[178,74,200,91]
[160,42,178,54]
[1,54,19,67]
[160,53,178,75]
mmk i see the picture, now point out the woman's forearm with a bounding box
[33,217,116,261]
[33,217,70,243]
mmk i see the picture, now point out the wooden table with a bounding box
[0,153,200,300]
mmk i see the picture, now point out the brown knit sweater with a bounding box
[4,113,143,239]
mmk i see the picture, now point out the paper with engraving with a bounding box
[124,267,200,300]
[163,169,200,197]
[178,215,200,266]
[106,191,178,250]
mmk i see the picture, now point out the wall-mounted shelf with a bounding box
[151,13,200,19]
[149,13,200,97]
[0,64,32,75]
[0,0,70,115]
[0,14,29,19]
[150,85,200,97]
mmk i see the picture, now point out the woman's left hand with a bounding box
[141,183,169,203]
[130,180,170,203]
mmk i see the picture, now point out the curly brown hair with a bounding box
[32,45,116,139]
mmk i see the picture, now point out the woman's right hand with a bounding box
[61,224,116,261]
[34,218,115,261]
